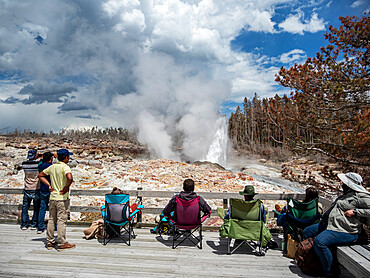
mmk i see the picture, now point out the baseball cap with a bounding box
[26,149,37,160]
[57,148,73,156]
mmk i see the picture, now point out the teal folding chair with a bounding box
[101,194,144,246]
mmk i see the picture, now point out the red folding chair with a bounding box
[170,196,210,249]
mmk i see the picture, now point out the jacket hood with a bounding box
[179,191,197,201]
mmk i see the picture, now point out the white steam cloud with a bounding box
[114,53,230,162]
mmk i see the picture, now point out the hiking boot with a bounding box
[267,240,279,249]
[57,242,76,251]
[47,242,57,250]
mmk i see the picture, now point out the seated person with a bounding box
[111,187,124,195]
[163,178,211,218]
[276,186,323,227]
[225,185,267,222]
[225,185,277,249]
[303,172,370,277]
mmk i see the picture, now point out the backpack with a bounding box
[295,238,323,276]
[286,234,299,259]
[150,212,174,235]
[83,219,108,239]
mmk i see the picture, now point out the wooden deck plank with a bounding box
[337,246,370,278]
[0,223,353,278]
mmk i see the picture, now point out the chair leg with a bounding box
[227,237,231,254]
[128,222,131,246]
[199,225,202,249]
[103,221,106,245]
[172,227,175,249]
[258,222,264,256]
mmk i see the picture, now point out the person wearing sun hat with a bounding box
[303,172,370,277]
[225,184,278,249]
[225,185,266,220]
[239,185,258,198]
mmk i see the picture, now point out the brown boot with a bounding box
[57,242,76,251]
[47,242,57,250]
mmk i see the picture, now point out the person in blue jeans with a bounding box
[37,152,54,234]
[303,172,370,277]
[21,149,41,230]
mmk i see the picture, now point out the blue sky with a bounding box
[0,0,368,159]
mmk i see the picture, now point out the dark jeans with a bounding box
[303,223,358,276]
[303,223,325,239]
[21,190,40,228]
[38,190,50,231]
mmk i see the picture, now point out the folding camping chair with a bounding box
[101,194,144,246]
[169,196,210,249]
[285,197,321,242]
[218,198,271,256]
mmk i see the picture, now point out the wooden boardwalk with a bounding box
[0,224,354,278]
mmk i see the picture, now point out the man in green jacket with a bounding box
[304,172,370,277]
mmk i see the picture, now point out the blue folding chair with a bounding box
[101,194,144,246]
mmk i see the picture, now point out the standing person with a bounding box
[38,148,76,251]
[37,151,53,234]
[21,149,41,230]
[303,172,370,277]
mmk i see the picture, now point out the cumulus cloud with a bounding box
[18,82,76,104]
[58,101,96,112]
[247,10,276,33]
[279,12,326,35]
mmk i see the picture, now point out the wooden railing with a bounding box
[0,188,332,228]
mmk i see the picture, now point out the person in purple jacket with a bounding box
[163,178,211,217]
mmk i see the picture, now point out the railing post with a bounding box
[137,187,143,227]
[223,191,228,209]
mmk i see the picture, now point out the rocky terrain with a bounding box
[2,135,366,227]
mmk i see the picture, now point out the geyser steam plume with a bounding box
[114,53,230,164]
[204,117,228,165]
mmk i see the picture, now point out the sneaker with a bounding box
[57,242,76,251]
[21,226,28,230]
[37,230,44,234]
[30,226,37,230]
[47,242,57,250]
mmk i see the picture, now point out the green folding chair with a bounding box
[218,198,272,256]
[285,198,321,240]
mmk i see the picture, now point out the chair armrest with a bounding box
[101,205,106,220]
[217,207,226,220]
[129,204,144,219]
[201,210,212,223]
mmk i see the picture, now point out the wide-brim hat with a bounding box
[338,172,368,194]
[239,185,257,196]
